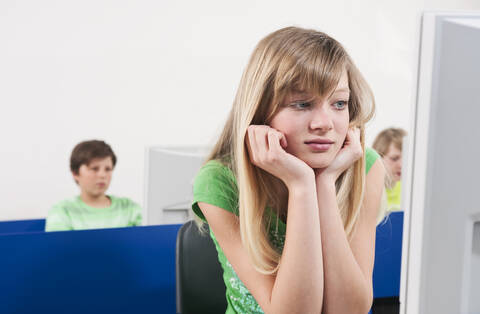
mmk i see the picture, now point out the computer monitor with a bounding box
[401,12,480,314]
[144,146,209,225]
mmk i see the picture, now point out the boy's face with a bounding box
[73,157,113,198]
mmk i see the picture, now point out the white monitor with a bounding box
[143,146,208,225]
[401,12,480,314]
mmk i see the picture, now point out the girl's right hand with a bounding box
[246,125,314,189]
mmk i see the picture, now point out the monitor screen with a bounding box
[144,147,208,225]
[401,12,480,314]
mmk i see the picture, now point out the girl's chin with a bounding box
[292,151,336,170]
[295,150,338,169]
[304,159,331,170]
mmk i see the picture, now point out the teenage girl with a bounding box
[192,26,385,314]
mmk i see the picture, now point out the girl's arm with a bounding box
[198,125,325,314]
[317,159,384,313]
[315,129,385,313]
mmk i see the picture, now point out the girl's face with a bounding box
[383,143,402,183]
[73,157,113,198]
[270,70,350,169]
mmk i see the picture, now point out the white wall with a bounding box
[1,0,478,221]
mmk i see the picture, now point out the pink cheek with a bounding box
[336,122,349,137]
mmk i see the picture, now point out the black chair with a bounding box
[176,220,227,314]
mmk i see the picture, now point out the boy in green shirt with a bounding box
[45,140,142,231]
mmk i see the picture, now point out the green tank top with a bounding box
[192,147,380,313]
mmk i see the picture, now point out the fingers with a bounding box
[344,127,363,159]
[246,126,261,164]
[343,127,360,145]
[279,133,288,149]
[246,125,269,166]
[350,126,361,140]
[267,129,284,154]
[246,126,256,162]
[246,125,286,166]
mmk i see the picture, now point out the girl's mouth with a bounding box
[305,142,332,152]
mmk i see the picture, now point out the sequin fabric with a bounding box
[208,218,286,314]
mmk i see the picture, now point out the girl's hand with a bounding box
[246,125,314,189]
[316,127,363,183]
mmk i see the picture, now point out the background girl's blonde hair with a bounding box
[206,26,376,274]
[372,127,407,157]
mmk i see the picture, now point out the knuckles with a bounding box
[256,152,279,167]
[348,146,363,163]
[353,147,363,160]
[265,152,279,164]
[246,126,282,168]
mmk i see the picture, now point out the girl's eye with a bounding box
[333,100,348,110]
[291,102,311,110]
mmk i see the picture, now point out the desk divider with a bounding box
[0,212,403,313]
[0,219,45,235]
[0,224,181,314]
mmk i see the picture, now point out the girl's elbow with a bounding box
[345,296,372,314]
[346,284,373,314]
[363,294,374,314]
[357,286,374,314]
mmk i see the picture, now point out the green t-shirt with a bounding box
[192,147,380,314]
[45,195,142,232]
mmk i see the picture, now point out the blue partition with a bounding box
[372,211,404,298]
[0,213,403,314]
[0,224,181,314]
[0,218,45,235]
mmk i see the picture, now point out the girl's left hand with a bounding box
[316,127,363,183]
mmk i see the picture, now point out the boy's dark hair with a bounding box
[70,140,117,174]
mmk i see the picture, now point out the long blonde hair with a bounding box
[206,27,375,274]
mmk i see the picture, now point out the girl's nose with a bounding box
[309,108,333,131]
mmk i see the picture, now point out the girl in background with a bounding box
[192,26,384,314]
[373,127,407,212]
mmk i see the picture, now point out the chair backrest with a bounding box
[176,220,227,314]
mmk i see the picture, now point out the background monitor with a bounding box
[144,147,208,225]
[401,12,480,314]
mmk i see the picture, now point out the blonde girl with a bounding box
[373,127,407,211]
[192,26,385,314]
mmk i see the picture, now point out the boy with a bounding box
[45,140,142,231]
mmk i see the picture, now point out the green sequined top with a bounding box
[192,147,380,314]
